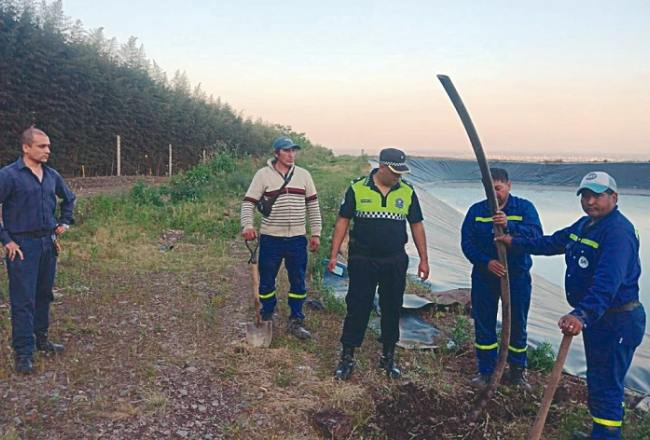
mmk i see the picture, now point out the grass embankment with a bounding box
[1,146,649,439]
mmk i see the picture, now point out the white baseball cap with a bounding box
[576,171,618,195]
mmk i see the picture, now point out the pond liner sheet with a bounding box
[324,158,650,394]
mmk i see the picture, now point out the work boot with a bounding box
[508,364,532,392]
[334,345,355,381]
[287,318,311,340]
[378,344,401,379]
[570,431,590,440]
[261,312,274,325]
[470,372,492,387]
[35,332,65,354]
[15,355,34,375]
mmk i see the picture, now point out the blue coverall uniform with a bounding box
[0,158,76,357]
[512,206,645,439]
[461,195,542,375]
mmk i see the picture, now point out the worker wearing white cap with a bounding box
[498,171,645,439]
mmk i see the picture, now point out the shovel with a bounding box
[528,334,573,440]
[245,239,272,347]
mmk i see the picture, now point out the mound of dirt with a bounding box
[371,382,539,439]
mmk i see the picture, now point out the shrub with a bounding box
[528,341,556,373]
[130,180,165,206]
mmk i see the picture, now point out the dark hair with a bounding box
[20,127,47,146]
[490,167,509,182]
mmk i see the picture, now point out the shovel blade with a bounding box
[245,321,273,347]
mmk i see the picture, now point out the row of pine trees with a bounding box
[0,0,309,176]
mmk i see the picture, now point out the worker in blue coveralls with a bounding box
[461,167,542,390]
[0,127,76,375]
[497,171,645,440]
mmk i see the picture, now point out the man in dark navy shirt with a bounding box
[0,127,76,374]
[327,148,429,380]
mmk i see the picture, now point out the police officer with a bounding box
[327,148,429,380]
[497,171,645,439]
[461,168,542,390]
[0,127,76,374]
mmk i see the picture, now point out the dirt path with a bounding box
[67,176,169,198]
[0,241,252,439]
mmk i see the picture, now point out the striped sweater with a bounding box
[241,159,322,238]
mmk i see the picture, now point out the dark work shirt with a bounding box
[512,207,641,327]
[339,170,424,257]
[0,157,76,245]
[461,195,542,276]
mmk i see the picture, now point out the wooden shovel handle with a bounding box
[528,334,574,440]
[251,263,262,326]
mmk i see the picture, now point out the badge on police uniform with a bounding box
[578,256,589,269]
[395,198,404,209]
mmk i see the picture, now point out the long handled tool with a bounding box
[436,74,512,423]
[245,239,272,347]
[528,334,573,440]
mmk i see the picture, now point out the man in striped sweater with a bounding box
[240,136,322,339]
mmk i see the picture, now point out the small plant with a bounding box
[528,341,556,373]
[450,315,471,349]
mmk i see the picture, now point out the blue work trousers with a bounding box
[471,271,532,375]
[584,305,645,439]
[5,235,58,357]
[258,234,308,320]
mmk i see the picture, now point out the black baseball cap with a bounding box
[379,148,410,174]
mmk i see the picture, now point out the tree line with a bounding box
[0,0,317,176]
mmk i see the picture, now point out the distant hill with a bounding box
[0,0,310,176]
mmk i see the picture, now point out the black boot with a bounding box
[287,318,312,340]
[15,355,34,375]
[35,332,65,354]
[508,364,532,392]
[470,372,492,387]
[334,346,355,380]
[379,344,401,379]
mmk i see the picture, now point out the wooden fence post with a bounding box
[116,135,121,176]
[168,144,173,177]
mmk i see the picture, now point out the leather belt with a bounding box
[12,230,53,239]
[608,301,641,313]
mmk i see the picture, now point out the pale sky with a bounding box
[61,0,650,159]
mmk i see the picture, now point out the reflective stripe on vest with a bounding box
[569,233,600,249]
[475,215,523,223]
[352,178,413,220]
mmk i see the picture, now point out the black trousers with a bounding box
[340,252,409,347]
